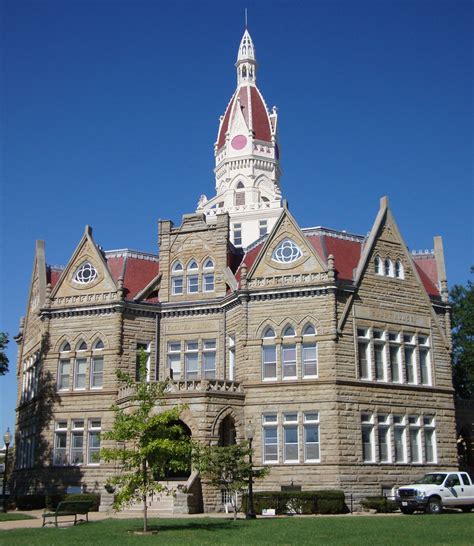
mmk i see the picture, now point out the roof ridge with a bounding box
[105,249,159,262]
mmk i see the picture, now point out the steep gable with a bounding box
[246,208,329,290]
[50,226,119,306]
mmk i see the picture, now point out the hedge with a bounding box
[14,495,46,510]
[241,490,347,515]
[360,496,398,513]
[16,493,101,512]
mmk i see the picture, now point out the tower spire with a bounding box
[236,29,257,85]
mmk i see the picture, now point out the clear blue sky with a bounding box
[1,0,473,438]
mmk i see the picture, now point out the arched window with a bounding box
[60,341,71,352]
[303,324,316,336]
[283,325,295,337]
[384,259,392,277]
[187,260,199,294]
[236,181,244,189]
[242,65,247,78]
[395,260,404,279]
[263,327,275,338]
[374,256,382,275]
[76,341,87,351]
[93,339,104,350]
[203,258,215,292]
[172,261,183,273]
[282,326,296,378]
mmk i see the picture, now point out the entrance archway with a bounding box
[218,415,236,446]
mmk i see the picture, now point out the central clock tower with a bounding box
[197,29,283,249]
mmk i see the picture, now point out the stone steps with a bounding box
[122,480,187,515]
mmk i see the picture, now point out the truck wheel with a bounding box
[426,498,443,514]
[400,506,415,515]
[461,507,472,513]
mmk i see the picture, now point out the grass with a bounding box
[0,514,473,545]
[0,512,37,521]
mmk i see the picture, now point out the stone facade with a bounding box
[12,29,460,513]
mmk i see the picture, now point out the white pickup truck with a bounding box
[396,471,474,514]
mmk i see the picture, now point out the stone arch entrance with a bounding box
[150,419,192,481]
[218,414,236,446]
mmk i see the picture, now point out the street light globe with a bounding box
[245,421,255,440]
[3,428,11,447]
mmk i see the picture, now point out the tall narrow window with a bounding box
[262,345,277,380]
[262,414,278,463]
[357,329,370,380]
[259,219,268,238]
[71,420,84,465]
[171,261,184,295]
[409,416,421,463]
[394,416,407,463]
[233,223,242,246]
[374,256,382,275]
[302,343,317,377]
[378,415,391,463]
[88,420,101,464]
[203,258,215,292]
[58,359,71,391]
[418,336,431,385]
[282,344,297,379]
[167,342,181,380]
[54,421,68,465]
[187,275,199,294]
[228,337,235,381]
[384,259,392,277]
[203,339,216,379]
[304,412,320,462]
[388,332,401,383]
[373,330,386,381]
[423,417,436,463]
[74,358,87,390]
[90,356,103,389]
[404,334,416,384]
[235,182,245,206]
[361,413,375,462]
[283,414,299,462]
[395,260,404,279]
[185,341,199,380]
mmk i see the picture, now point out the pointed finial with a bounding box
[245,8,248,29]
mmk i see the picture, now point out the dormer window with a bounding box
[73,262,97,284]
[272,239,302,264]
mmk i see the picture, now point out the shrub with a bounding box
[45,494,64,510]
[64,493,101,511]
[242,490,346,515]
[14,494,46,510]
[360,496,398,513]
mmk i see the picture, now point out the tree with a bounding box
[101,352,191,533]
[450,267,474,398]
[0,332,9,376]
[195,442,269,520]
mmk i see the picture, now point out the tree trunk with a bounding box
[143,459,148,533]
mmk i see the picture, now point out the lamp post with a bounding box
[245,421,256,519]
[2,428,11,513]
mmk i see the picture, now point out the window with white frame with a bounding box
[357,329,370,380]
[409,416,421,463]
[21,353,40,403]
[58,359,71,391]
[418,336,431,385]
[373,330,386,381]
[262,344,277,380]
[374,255,383,275]
[404,334,416,384]
[394,260,404,279]
[393,415,407,463]
[74,358,87,390]
[423,417,436,463]
[259,219,268,238]
[185,341,199,379]
[70,420,84,465]
[227,336,235,381]
[384,258,393,277]
[361,413,375,462]
[203,258,215,292]
[388,332,401,383]
[233,223,242,247]
[17,424,35,469]
[54,421,68,465]
[88,420,101,464]
[283,413,299,462]
[304,412,320,462]
[203,339,217,379]
[167,342,182,380]
[90,339,104,389]
[302,342,317,378]
[171,261,184,295]
[187,261,199,293]
[262,414,278,463]
[282,326,296,379]
[377,415,391,463]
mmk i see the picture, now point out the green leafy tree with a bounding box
[195,442,269,520]
[0,332,9,376]
[450,267,474,398]
[101,351,191,533]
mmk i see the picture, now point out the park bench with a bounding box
[42,500,92,527]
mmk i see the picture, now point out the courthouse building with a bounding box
[13,30,458,512]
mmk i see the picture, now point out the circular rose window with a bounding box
[73,262,98,284]
[231,135,247,150]
[272,239,303,264]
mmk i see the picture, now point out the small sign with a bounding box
[262,508,276,517]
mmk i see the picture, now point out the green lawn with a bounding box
[1,514,473,545]
[0,512,37,522]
